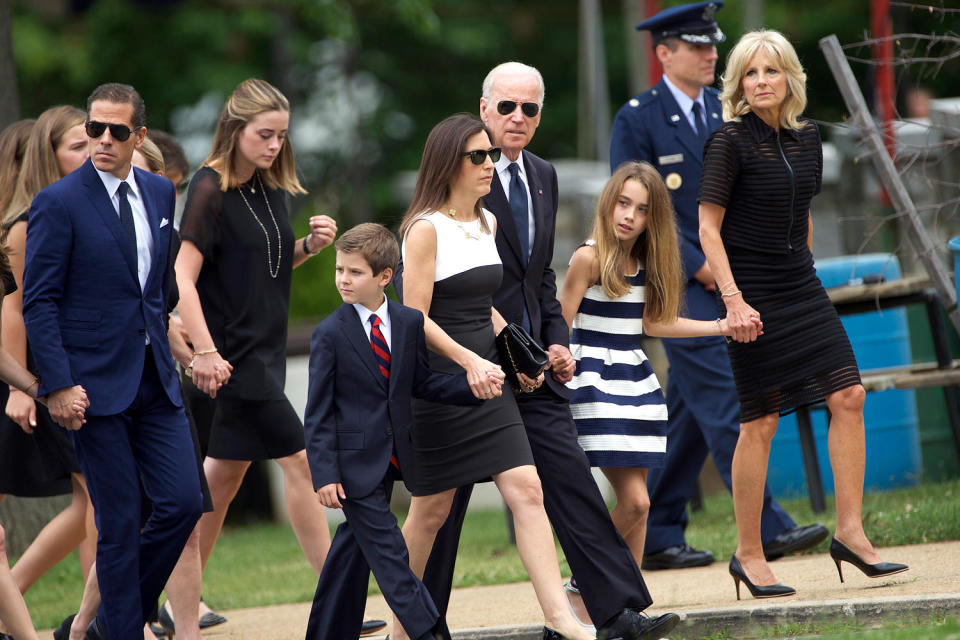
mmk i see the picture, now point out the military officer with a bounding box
[609,0,828,571]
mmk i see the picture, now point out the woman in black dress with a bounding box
[0,108,97,606]
[698,30,907,600]
[176,79,336,581]
[395,115,592,640]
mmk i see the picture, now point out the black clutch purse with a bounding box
[495,323,550,393]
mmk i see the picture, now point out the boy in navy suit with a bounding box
[303,223,483,640]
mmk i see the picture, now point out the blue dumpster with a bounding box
[766,253,922,497]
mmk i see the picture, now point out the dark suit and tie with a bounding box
[23,91,202,638]
[303,299,477,640]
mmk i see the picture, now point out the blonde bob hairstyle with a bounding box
[5,105,86,226]
[593,161,683,324]
[135,136,166,175]
[720,29,807,131]
[205,78,306,195]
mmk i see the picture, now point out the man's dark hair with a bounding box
[334,223,400,275]
[148,129,189,178]
[86,83,146,129]
[654,37,681,53]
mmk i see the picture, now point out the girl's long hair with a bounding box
[5,106,86,226]
[205,78,306,195]
[399,114,493,238]
[593,161,683,323]
[0,120,36,219]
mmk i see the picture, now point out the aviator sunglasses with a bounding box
[496,100,540,118]
[85,120,142,142]
[462,147,502,165]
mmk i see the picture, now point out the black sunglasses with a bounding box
[462,147,502,165]
[496,100,540,118]
[85,121,142,142]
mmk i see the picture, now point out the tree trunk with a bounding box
[0,0,20,128]
[0,496,71,559]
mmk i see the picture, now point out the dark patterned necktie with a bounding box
[692,101,707,144]
[370,314,390,380]
[117,181,138,268]
[508,162,529,266]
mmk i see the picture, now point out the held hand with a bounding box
[463,353,503,400]
[190,352,233,398]
[6,389,38,434]
[167,315,194,369]
[317,483,346,509]
[517,371,544,393]
[693,262,717,292]
[717,316,763,338]
[307,215,338,254]
[724,296,761,343]
[47,386,87,430]
[547,344,575,383]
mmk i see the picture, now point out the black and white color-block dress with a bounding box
[401,210,534,496]
[567,242,668,468]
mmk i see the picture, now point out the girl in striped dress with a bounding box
[559,161,750,573]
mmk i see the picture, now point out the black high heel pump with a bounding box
[829,537,908,583]
[729,554,796,600]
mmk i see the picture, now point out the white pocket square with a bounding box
[160,218,169,228]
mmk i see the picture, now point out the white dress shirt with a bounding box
[353,296,392,352]
[495,154,535,260]
[95,166,154,292]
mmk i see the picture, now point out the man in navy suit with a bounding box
[610,1,826,571]
[418,62,679,640]
[23,83,202,639]
[303,223,479,640]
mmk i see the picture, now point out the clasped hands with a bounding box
[721,297,764,343]
[46,385,90,431]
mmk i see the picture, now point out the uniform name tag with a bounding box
[658,154,683,165]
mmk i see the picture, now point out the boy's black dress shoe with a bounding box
[53,614,76,640]
[763,524,829,560]
[641,544,714,570]
[597,608,680,640]
[360,619,388,636]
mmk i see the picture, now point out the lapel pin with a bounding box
[538,189,542,195]
[670,114,681,122]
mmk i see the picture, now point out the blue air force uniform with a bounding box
[609,0,799,563]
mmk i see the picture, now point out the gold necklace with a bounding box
[444,207,481,240]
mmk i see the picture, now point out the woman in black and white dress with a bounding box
[395,114,593,640]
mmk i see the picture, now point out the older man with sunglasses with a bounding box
[416,61,679,640]
[23,83,202,639]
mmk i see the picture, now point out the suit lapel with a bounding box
[522,151,549,263]
[483,170,524,265]
[386,300,405,398]
[655,79,706,166]
[137,170,165,292]
[81,159,140,285]
[342,305,388,392]
[705,91,722,135]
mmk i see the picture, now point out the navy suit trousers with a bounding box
[71,349,202,639]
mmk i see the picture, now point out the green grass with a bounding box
[17,479,960,629]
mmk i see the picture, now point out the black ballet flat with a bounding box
[53,614,76,640]
[829,537,909,583]
[729,554,796,600]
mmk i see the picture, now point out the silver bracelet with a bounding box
[720,289,742,298]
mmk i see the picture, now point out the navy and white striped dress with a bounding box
[567,242,668,468]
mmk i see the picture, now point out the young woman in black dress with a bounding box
[175,79,337,588]
[0,107,98,613]
[698,30,907,600]
[395,115,592,640]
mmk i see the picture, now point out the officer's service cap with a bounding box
[636,1,725,46]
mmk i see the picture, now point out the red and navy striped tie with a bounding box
[369,314,390,380]
[370,314,398,470]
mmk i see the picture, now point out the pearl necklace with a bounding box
[445,208,481,240]
[238,172,282,278]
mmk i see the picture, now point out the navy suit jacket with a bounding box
[304,300,478,500]
[610,77,723,286]
[23,157,181,416]
[482,150,570,399]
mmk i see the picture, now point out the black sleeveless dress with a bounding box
[179,167,304,461]
[402,211,534,496]
[698,113,861,422]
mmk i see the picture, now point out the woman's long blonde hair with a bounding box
[0,120,35,219]
[205,78,306,195]
[4,106,86,225]
[720,29,808,130]
[593,162,682,324]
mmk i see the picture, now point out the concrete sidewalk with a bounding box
[40,541,960,639]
